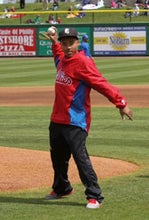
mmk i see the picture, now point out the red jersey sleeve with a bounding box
[52,42,64,65]
[78,56,127,108]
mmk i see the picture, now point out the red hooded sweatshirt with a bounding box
[50,42,127,132]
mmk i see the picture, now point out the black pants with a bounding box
[49,122,104,203]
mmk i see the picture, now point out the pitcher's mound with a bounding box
[0,147,139,192]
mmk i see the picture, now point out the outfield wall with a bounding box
[0,23,148,57]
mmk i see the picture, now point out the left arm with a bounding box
[78,57,133,120]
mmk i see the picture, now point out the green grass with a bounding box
[0,107,149,164]
[0,57,149,86]
[0,107,149,220]
[0,58,55,86]
[0,2,149,25]
[88,108,149,164]
[0,57,149,219]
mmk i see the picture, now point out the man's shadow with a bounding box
[0,196,84,207]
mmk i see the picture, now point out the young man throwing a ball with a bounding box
[45,27,133,209]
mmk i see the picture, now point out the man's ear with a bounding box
[77,40,80,46]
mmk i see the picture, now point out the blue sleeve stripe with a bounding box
[55,56,60,68]
[69,82,87,130]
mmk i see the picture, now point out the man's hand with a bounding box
[119,106,133,121]
[47,26,58,44]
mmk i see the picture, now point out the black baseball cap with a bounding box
[58,28,79,41]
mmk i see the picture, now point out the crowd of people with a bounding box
[1,1,149,22]
[124,0,149,18]
[45,14,62,24]
[0,5,16,18]
[110,0,149,15]
[26,14,62,24]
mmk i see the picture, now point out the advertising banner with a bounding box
[38,27,53,56]
[37,27,91,56]
[0,28,36,56]
[93,26,146,55]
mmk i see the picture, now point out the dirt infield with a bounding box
[0,85,148,192]
[0,85,149,107]
[0,147,139,192]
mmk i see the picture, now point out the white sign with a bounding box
[94,26,146,55]
[0,0,16,3]
[0,0,35,3]
[25,0,36,3]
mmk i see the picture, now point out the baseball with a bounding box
[47,27,56,35]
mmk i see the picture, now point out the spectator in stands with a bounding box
[67,5,76,18]
[20,0,25,9]
[4,6,10,13]
[57,17,62,24]
[43,0,49,10]
[10,5,17,18]
[132,3,140,16]
[53,0,59,10]
[111,0,118,8]
[45,14,62,24]
[68,5,73,13]
[82,0,90,6]
[26,14,41,24]
[77,6,86,18]
[3,6,11,18]
[11,6,16,12]
[135,0,144,7]
[143,3,149,15]
[34,14,42,24]
[116,0,126,8]
[124,7,132,18]
[46,14,56,23]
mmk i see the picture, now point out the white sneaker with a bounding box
[86,199,102,209]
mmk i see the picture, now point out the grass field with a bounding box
[0,57,149,220]
[0,57,149,86]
